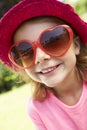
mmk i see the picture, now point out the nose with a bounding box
[35,47,51,64]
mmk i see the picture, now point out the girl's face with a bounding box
[13,17,80,87]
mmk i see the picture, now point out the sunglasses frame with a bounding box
[8,24,73,69]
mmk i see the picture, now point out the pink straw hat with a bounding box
[0,0,87,68]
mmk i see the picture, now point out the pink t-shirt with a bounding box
[28,82,87,130]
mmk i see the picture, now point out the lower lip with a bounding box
[39,64,62,76]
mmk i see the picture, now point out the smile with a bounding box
[39,64,61,74]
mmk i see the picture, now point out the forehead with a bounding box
[13,17,65,42]
[19,16,65,27]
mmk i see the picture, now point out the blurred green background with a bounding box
[0,0,87,130]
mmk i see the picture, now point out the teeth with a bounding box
[41,66,57,74]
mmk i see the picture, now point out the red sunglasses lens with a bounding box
[40,27,70,56]
[10,42,34,67]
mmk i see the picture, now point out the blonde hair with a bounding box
[76,41,87,81]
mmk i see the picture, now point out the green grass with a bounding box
[0,84,35,130]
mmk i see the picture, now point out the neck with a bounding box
[53,68,83,105]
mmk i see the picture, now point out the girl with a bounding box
[0,0,87,130]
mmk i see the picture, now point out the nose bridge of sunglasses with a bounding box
[33,40,45,53]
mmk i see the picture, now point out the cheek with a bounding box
[62,43,77,67]
[64,50,77,69]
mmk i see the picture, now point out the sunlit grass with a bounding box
[0,84,35,130]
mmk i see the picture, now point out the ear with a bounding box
[74,36,80,55]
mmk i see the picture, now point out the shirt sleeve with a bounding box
[28,109,47,130]
[27,99,47,130]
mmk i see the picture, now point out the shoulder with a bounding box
[27,98,40,119]
[27,96,51,124]
[27,93,54,115]
[27,98,49,130]
[27,96,49,112]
